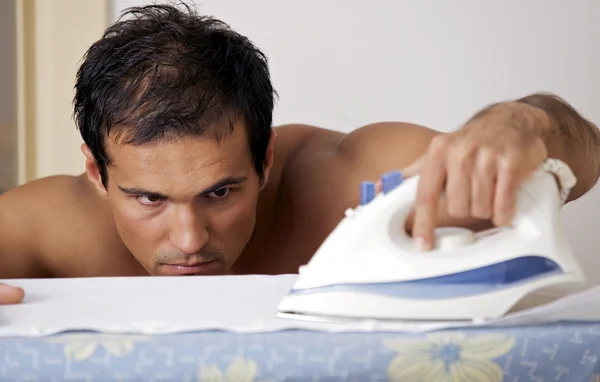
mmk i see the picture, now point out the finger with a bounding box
[445,147,473,218]
[412,137,448,250]
[400,155,426,178]
[493,158,521,226]
[0,283,24,304]
[471,149,496,219]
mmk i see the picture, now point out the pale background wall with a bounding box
[23,0,108,181]
[4,1,599,285]
[110,0,600,285]
[9,0,108,184]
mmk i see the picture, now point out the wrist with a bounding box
[475,101,553,139]
[509,101,556,138]
[512,99,561,141]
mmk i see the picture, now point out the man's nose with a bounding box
[169,206,209,255]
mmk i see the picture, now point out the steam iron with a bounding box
[277,167,586,322]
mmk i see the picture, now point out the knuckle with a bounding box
[492,215,505,227]
[414,216,436,234]
[449,143,475,172]
[476,148,497,172]
[451,141,471,158]
[412,218,432,234]
[447,202,468,218]
[455,151,473,172]
[500,157,521,178]
[472,204,491,219]
[428,134,451,159]
[471,189,492,218]
[493,197,516,226]
[411,210,435,235]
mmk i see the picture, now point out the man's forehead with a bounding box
[105,133,253,197]
[105,134,251,185]
[107,122,249,164]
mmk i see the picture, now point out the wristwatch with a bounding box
[542,158,577,205]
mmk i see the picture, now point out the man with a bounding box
[0,3,599,304]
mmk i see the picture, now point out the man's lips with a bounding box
[158,260,220,275]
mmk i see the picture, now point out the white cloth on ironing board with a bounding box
[0,274,598,337]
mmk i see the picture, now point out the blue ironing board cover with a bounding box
[1,322,599,381]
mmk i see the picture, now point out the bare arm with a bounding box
[0,186,49,303]
[0,175,109,300]
[0,188,48,279]
[330,93,600,249]
[0,175,145,280]
[514,92,600,200]
[331,122,493,232]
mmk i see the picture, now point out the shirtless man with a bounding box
[0,3,599,304]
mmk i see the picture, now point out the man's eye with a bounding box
[137,194,163,205]
[207,188,231,199]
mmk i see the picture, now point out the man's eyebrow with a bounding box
[200,176,248,195]
[118,186,164,196]
[117,176,248,197]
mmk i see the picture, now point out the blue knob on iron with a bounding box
[381,170,403,194]
[360,181,376,205]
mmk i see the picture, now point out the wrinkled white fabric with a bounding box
[0,274,597,337]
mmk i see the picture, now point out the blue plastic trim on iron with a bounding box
[360,181,376,205]
[381,170,403,193]
[290,255,563,299]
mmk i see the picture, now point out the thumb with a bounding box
[0,283,24,304]
[401,155,425,178]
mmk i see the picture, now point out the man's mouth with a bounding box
[158,259,220,276]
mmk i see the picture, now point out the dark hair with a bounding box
[73,2,277,186]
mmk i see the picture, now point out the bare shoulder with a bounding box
[334,121,440,171]
[0,175,84,278]
[283,121,440,207]
[283,121,491,236]
[230,122,442,273]
[289,121,439,169]
[260,123,342,201]
[267,122,438,250]
[1,174,94,222]
[272,123,332,163]
[0,174,136,278]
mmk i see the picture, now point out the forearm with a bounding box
[471,92,600,201]
[513,93,600,201]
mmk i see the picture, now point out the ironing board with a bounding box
[1,323,600,381]
[1,275,599,381]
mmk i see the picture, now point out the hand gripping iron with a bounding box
[276,168,586,322]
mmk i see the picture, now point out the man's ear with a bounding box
[259,129,277,190]
[81,143,108,198]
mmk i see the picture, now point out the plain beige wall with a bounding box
[16,0,109,183]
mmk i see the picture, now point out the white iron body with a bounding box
[277,168,586,322]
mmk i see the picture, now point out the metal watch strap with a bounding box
[542,158,576,205]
